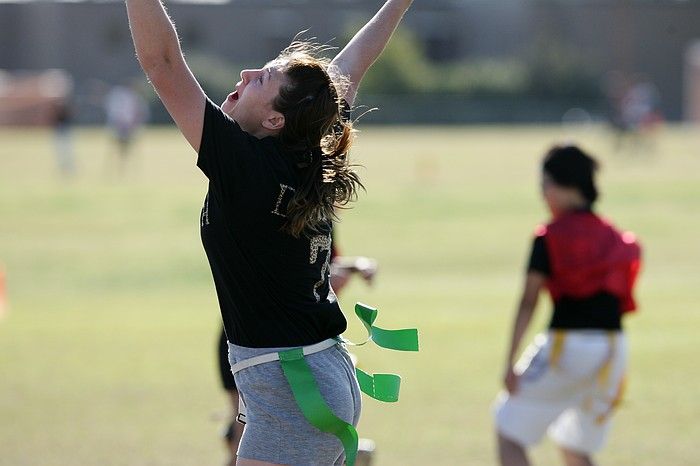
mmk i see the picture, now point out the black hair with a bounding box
[542,144,599,205]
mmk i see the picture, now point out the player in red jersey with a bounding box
[494,145,641,466]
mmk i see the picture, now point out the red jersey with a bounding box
[537,211,642,313]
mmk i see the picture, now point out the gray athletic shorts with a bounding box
[228,339,362,465]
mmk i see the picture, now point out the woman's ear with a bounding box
[262,111,285,131]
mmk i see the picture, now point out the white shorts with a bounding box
[494,330,627,454]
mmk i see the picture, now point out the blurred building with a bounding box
[685,41,700,123]
[1,0,699,123]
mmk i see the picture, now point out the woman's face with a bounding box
[221,63,286,135]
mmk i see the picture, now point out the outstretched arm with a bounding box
[126,0,205,151]
[330,0,413,105]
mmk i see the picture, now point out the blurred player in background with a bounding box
[606,72,663,153]
[51,98,76,177]
[104,82,148,172]
[494,145,642,466]
[126,0,412,463]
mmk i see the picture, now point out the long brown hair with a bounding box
[272,41,363,237]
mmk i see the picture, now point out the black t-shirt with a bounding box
[198,99,347,348]
[527,235,622,330]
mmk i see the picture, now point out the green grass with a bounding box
[1,125,699,465]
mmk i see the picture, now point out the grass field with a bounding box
[1,124,699,466]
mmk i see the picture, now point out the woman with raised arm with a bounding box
[125,1,413,464]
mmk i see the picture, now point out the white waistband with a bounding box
[229,337,339,376]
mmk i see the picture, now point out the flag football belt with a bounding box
[230,302,420,466]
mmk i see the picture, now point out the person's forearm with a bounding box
[506,305,535,366]
[505,273,543,366]
[333,0,413,81]
[125,0,182,73]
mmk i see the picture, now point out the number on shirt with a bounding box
[310,234,332,302]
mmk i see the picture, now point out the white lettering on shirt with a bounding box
[200,193,210,227]
[310,233,332,302]
[271,184,296,217]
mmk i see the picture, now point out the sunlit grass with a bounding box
[1,124,699,465]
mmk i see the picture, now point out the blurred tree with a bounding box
[356,27,433,95]
[356,25,601,102]
[525,37,601,100]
